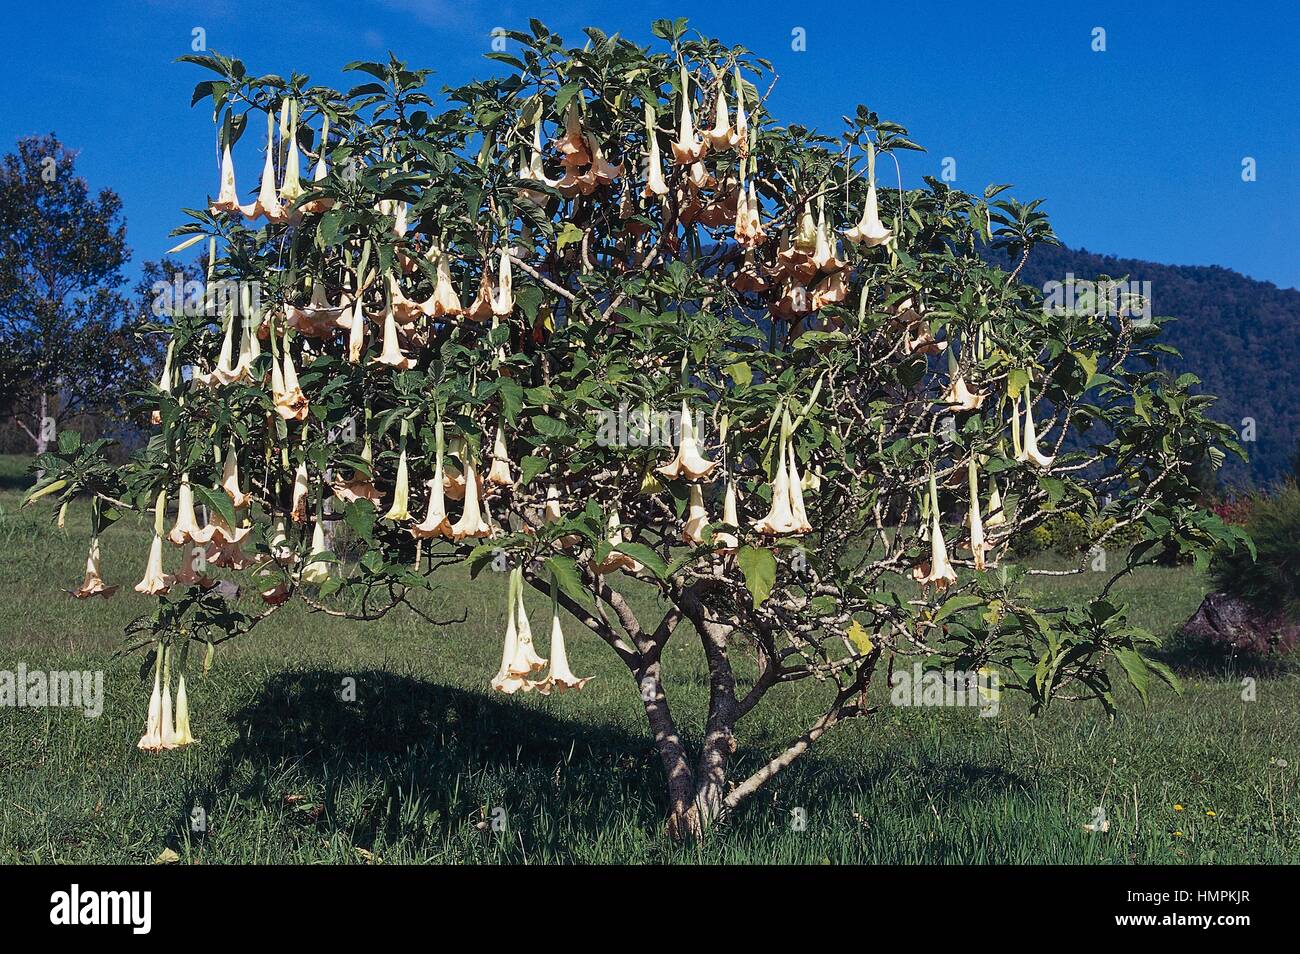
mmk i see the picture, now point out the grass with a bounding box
[0,453,1296,864]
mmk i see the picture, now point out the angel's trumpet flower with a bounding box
[287,279,349,338]
[641,103,670,198]
[811,268,848,310]
[682,483,710,545]
[670,66,708,165]
[940,345,987,412]
[449,443,492,540]
[259,578,291,606]
[243,112,289,223]
[464,266,495,322]
[706,69,739,150]
[383,447,412,522]
[543,483,580,548]
[589,138,624,186]
[168,477,202,546]
[300,518,331,584]
[985,475,1008,527]
[209,141,242,215]
[290,460,311,524]
[429,247,464,317]
[733,248,769,293]
[159,645,181,750]
[441,437,471,501]
[332,439,382,506]
[388,277,428,324]
[153,338,175,422]
[733,65,749,156]
[531,576,592,693]
[346,290,367,363]
[269,516,297,564]
[1017,382,1056,469]
[278,102,304,204]
[372,285,417,370]
[491,250,514,317]
[543,484,563,523]
[844,143,893,247]
[754,433,799,536]
[71,535,117,599]
[487,421,514,486]
[715,480,740,551]
[137,644,166,752]
[903,315,948,356]
[273,331,309,421]
[918,473,958,591]
[491,569,530,694]
[173,664,197,747]
[412,423,452,539]
[207,535,251,570]
[657,402,718,481]
[221,444,250,508]
[787,442,813,534]
[593,510,643,574]
[175,541,215,589]
[555,101,592,168]
[301,116,334,215]
[967,459,988,571]
[137,525,174,597]
[811,197,845,272]
[510,570,547,674]
[192,312,238,388]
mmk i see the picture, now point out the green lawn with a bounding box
[0,454,1296,864]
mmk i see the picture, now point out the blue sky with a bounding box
[3,0,1297,288]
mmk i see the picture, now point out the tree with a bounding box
[0,134,145,456]
[29,21,1247,840]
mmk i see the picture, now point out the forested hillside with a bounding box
[1006,244,1297,488]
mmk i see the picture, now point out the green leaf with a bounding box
[545,555,586,605]
[556,222,584,250]
[934,594,983,622]
[344,499,376,543]
[724,362,752,387]
[736,545,777,608]
[519,455,548,486]
[1114,647,1150,705]
[612,541,666,578]
[190,484,237,531]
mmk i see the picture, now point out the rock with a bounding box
[1182,592,1299,657]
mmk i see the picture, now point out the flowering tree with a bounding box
[28,20,1246,839]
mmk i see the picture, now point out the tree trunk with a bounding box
[35,391,51,455]
[636,660,699,840]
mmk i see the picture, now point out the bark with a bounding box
[35,392,51,455]
[636,658,698,839]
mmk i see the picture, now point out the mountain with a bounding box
[1004,244,1297,489]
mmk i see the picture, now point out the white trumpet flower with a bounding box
[1017,382,1056,469]
[657,401,718,481]
[682,483,710,545]
[715,480,740,552]
[844,144,893,247]
[449,443,491,540]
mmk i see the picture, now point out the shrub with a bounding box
[1209,484,1300,618]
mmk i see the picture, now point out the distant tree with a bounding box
[0,134,143,456]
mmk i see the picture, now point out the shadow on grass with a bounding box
[1153,631,1300,680]
[174,668,669,858]
[171,669,1036,861]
